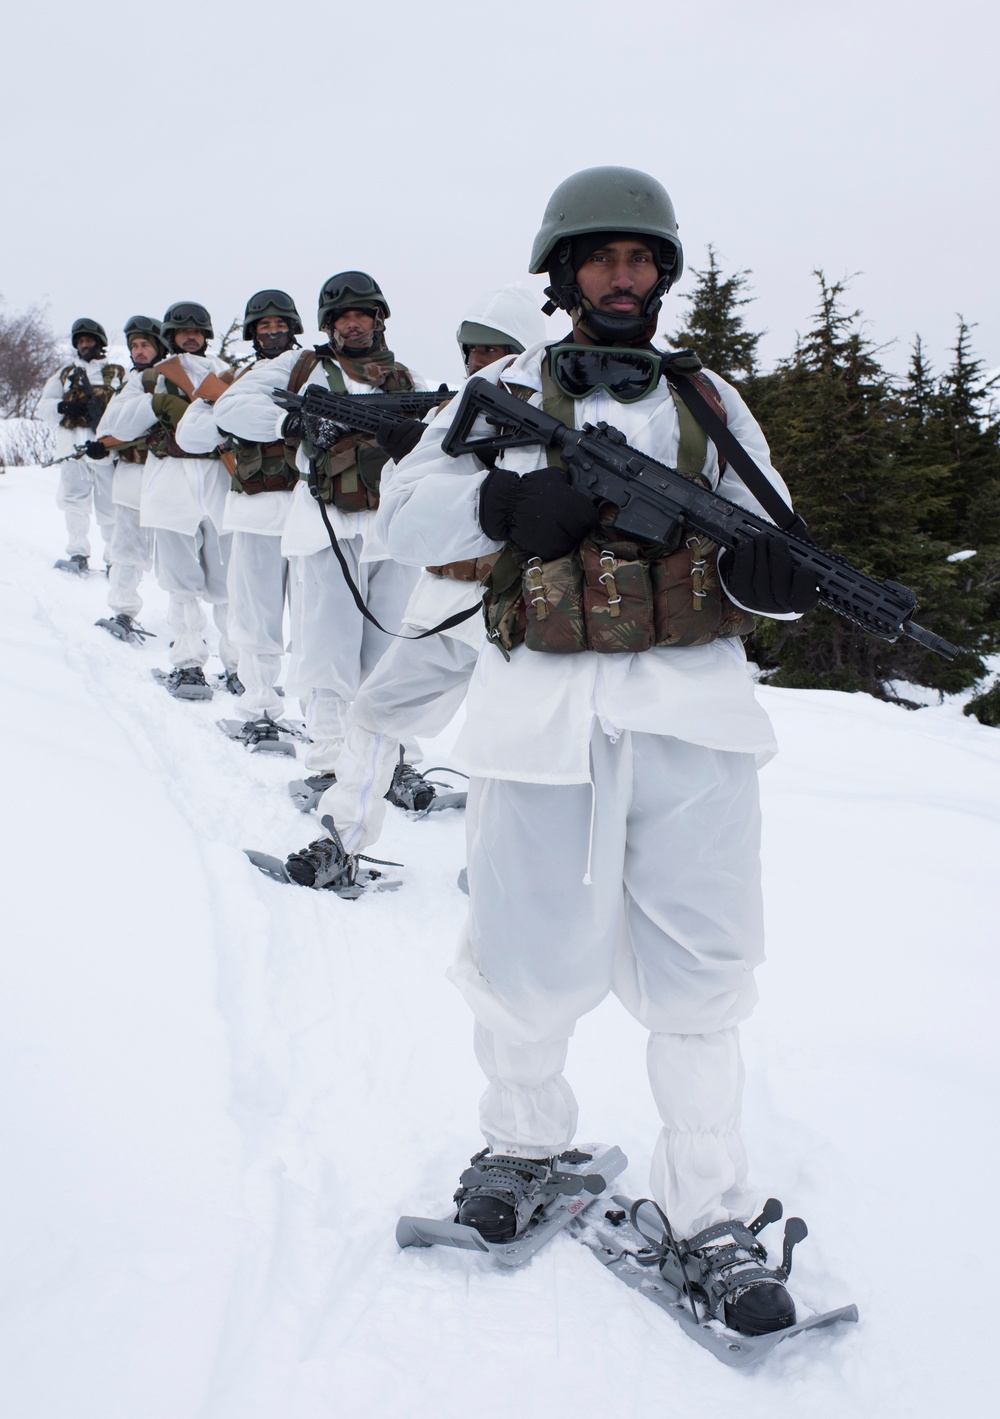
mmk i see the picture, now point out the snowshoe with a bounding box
[571,1195,858,1368]
[217,670,245,696]
[54,554,89,576]
[396,1144,627,1267]
[385,749,468,815]
[457,866,469,895]
[244,815,402,899]
[288,772,336,812]
[217,716,296,757]
[95,613,155,645]
[151,666,213,701]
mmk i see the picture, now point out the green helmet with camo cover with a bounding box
[242,288,304,340]
[317,271,390,330]
[529,166,683,344]
[123,314,167,359]
[160,300,214,349]
[71,317,108,353]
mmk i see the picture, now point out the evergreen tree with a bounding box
[668,246,763,386]
[744,275,980,698]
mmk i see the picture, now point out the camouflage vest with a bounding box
[482,362,755,658]
[58,362,126,430]
[290,347,414,512]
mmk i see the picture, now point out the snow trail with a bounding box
[1,462,997,1417]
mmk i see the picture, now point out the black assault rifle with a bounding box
[271,383,456,438]
[62,366,107,430]
[441,376,961,661]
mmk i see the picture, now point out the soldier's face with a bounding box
[129,337,158,367]
[333,309,376,344]
[465,344,511,375]
[174,328,206,352]
[74,335,98,358]
[575,240,659,319]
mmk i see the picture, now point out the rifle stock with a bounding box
[441,377,961,662]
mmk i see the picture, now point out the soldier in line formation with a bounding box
[40,168,834,1341]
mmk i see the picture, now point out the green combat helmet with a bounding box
[529,166,683,344]
[161,301,214,351]
[317,271,389,331]
[123,315,167,360]
[242,289,304,340]
[71,317,108,354]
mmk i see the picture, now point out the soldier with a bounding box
[94,316,165,643]
[210,272,422,768]
[100,302,239,699]
[379,168,821,1338]
[177,290,304,741]
[279,285,546,888]
[38,318,125,574]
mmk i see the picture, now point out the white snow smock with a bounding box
[375,286,548,653]
[179,353,295,538]
[106,354,231,536]
[379,341,789,784]
[39,355,125,456]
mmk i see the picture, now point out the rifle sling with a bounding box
[311,466,480,641]
[665,371,798,532]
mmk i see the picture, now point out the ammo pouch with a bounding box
[482,359,755,658]
[292,348,412,512]
[231,437,298,494]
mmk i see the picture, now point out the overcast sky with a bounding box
[2,0,997,386]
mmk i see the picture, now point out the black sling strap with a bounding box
[665,365,803,534]
[311,465,482,641]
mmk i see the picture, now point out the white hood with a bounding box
[457,283,547,353]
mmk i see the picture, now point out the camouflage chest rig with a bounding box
[138,366,219,461]
[58,362,126,431]
[482,360,756,657]
[278,346,415,512]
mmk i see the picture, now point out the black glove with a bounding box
[375,417,424,463]
[281,410,305,441]
[84,440,109,459]
[301,408,349,452]
[57,398,84,415]
[479,466,601,560]
[719,532,820,615]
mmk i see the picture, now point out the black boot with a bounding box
[285,827,353,890]
[164,666,212,701]
[222,670,245,695]
[454,1150,553,1242]
[385,747,436,812]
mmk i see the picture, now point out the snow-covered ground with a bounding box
[1,462,997,1418]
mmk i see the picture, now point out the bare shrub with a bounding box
[0,417,57,468]
[0,300,62,418]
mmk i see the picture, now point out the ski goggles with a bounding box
[548,345,664,403]
[245,289,295,317]
[164,302,212,328]
[319,272,386,312]
[123,315,161,337]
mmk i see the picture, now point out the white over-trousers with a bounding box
[318,630,479,852]
[153,521,237,671]
[451,726,765,1237]
[107,505,152,618]
[227,531,288,720]
[286,542,418,772]
[57,456,114,561]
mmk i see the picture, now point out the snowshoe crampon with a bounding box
[95,613,155,645]
[288,773,336,812]
[217,717,296,757]
[396,1143,627,1267]
[571,1194,858,1368]
[151,667,213,701]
